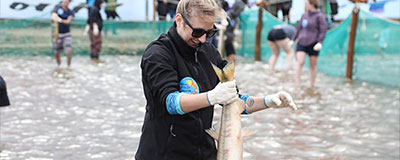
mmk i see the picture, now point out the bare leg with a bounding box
[276,38,293,69]
[66,50,72,67]
[55,53,61,66]
[309,55,318,88]
[295,51,306,87]
[267,40,280,72]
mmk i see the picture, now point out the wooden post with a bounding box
[254,7,263,61]
[345,6,359,80]
[146,0,149,22]
[216,9,228,58]
[153,0,157,22]
[217,26,226,57]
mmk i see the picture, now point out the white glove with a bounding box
[83,25,90,36]
[313,42,322,51]
[51,13,62,23]
[56,17,62,23]
[93,26,99,36]
[207,81,238,105]
[264,91,297,110]
[51,13,57,21]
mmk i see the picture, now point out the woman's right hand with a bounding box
[206,80,238,105]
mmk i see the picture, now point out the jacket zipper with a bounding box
[197,111,203,160]
[194,49,203,159]
[195,51,198,63]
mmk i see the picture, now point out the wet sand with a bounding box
[0,55,399,160]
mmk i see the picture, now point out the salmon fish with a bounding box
[51,20,59,41]
[206,62,254,160]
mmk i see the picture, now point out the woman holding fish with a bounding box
[135,0,297,159]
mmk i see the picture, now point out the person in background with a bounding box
[267,24,296,72]
[104,0,120,35]
[51,0,74,68]
[156,0,168,20]
[135,0,297,159]
[259,0,292,22]
[221,0,229,11]
[88,0,104,61]
[155,0,179,21]
[293,0,327,88]
[83,0,95,35]
[0,75,10,107]
[279,1,292,22]
[206,0,229,48]
[225,0,247,62]
[167,0,180,19]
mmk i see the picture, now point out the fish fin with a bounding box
[205,121,221,141]
[222,61,235,81]
[205,127,219,141]
[211,63,224,82]
[241,128,256,138]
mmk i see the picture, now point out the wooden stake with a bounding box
[345,6,359,80]
[153,0,157,22]
[146,0,149,22]
[254,7,263,61]
[218,27,226,57]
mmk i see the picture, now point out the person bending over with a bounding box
[267,24,296,72]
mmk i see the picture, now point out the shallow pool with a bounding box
[0,55,399,160]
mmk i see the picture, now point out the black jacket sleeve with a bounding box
[0,75,10,107]
[89,7,99,24]
[141,42,179,108]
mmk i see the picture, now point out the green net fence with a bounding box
[1,9,399,87]
[239,9,400,88]
[239,10,283,60]
[0,19,173,56]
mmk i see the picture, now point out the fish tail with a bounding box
[211,62,235,82]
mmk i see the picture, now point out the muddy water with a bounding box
[0,56,399,160]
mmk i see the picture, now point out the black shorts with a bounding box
[267,28,287,41]
[105,10,119,19]
[296,43,319,56]
[157,3,168,16]
[279,2,292,16]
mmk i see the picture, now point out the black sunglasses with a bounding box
[180,14,218,38]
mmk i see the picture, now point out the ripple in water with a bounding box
[0,55,399,160]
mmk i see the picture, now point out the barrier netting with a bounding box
[1,9,399,87]
[0,19,173,56]
[239,9,400,88]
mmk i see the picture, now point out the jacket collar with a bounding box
[168,22,199,62]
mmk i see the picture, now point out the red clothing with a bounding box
[89,30,102,56]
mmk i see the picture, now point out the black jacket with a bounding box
[0,75,10,107]
[89,6,103,31]
[135,23,227,160]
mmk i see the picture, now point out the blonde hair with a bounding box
[176,0,219,19]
